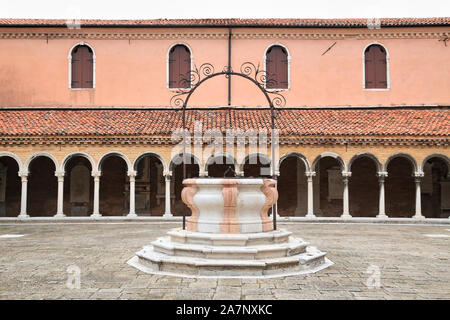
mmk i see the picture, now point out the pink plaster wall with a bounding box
[0,26,448,107]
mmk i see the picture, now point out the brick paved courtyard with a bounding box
[0,222,449,300]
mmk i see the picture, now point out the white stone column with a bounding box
[376,172,388,218]
[54,171,65,217]
[91,171,101,218]
[305,171,316,218]
[274,171,280,219]
[163,173,173,217]
[18,171,29,218]
[341,171,352,218]
[127,170,137,217]
[294,160,303,216]
[413,172,425,219]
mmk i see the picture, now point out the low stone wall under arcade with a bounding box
[0,141,449,220]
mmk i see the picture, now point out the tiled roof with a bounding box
[0,108,448,137]
[0,17,449,28]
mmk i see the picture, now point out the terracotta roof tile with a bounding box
[0,17,449,28]
[0,108,448,137]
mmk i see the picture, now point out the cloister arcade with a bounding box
[0,150,449,220]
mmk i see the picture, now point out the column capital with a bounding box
[18,171,29,178]
[413,171,424,182]
[127,170,137,177]
[377,171,388,178]
[235,170,244,177]
[305,171,316,178]
[91,170,102,178]
[163,171,172,178]
[341,171,352,178]
[55,171,65,178]
[342,171,352,182]
[413,171,424,178]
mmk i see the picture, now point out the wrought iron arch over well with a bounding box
[170,62,287,230]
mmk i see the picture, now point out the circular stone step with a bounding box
[167,228,292,246]
[128,228,333,278]
[151,236,308,259]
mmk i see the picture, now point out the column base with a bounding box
[413,214,425,219]
[340,213,352,219]
[54,213,66,218]
[376,214,388,219]
[305,213,316,218]
[18,214,29,219]
[90,213,102,218]
[163,212,173,218]
[127,213,138,218]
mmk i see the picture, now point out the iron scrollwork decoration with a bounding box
[170,62,286,108]
[172,61,285,231]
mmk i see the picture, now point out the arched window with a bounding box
[168,44,191,89]
[265,45,289,90]
[364,44,388,89]
[70,44,94,89]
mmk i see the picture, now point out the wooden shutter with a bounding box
[365,45,387,89]
[82,46,94,88]
[71,45,93,89]
[169,45,191,88]
[71,47,82,88]
[266,46,288,89]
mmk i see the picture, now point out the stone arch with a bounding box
[348,153,381,217]
[133,152,167,174]
[348,152,382,172]
[0,152,23,217]
[0,152,23,173]
[278,152,310,173]
[169,152,202,174]
[239,153,271,172]
[384,153,418,173]
[311,152,346,172]
[241,153,272,178]
[98,151,132,173]
[385,153,417,218]
[26,153,58,217]
[421,154,450,172]
[25,152,59,173]
[61,152,96,173]
[420,153,450,218]
[205,152,237,172]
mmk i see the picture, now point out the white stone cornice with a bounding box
[0,31,447,40]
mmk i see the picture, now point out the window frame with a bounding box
[263,43,291,91]
[68,41,96,90]
[166,43,193,90]
[362,42,390,91]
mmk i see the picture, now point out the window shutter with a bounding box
[266,46,288,89]
[169,45,191,89]
[168,47,178,88]
[71,47,82,88]
[178,46,191,89]
[365,45,387,89]
[71,45,93,89]
[82,47,94,89]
